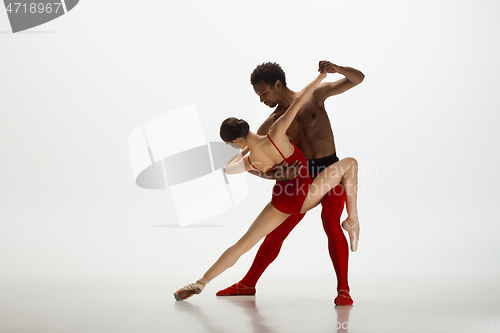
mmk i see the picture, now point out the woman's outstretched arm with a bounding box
[224,146,251,175]
[270,63,329,136]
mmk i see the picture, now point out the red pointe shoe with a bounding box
[216,283,256,296]
[334,290,354,306]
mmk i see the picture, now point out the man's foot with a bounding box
[334,289,354,306]
[342,217,359,252]
[173,282,205,301]
[216,283,256,296]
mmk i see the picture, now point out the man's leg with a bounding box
[321,184,353,305]
[216,212,305,296]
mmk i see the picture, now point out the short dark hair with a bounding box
[220,117,250,142]
[250,62,287,87]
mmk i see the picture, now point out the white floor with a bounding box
[1,273,499,333]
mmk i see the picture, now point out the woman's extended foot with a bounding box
[342,216,359,252]
[173,281,205,301]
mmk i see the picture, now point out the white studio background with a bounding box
[1,0,499,290]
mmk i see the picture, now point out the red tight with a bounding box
[239,184,349,291]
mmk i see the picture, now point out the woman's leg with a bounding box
[300,158,358,214]
[300,157,360,251]
[203,202,289,281]
[216,212,306,296]
[174,202,289,300]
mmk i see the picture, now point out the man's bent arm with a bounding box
[315,63,364,100]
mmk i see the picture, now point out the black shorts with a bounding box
[307,153,339,179]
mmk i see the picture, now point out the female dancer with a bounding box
[174,63,360,301]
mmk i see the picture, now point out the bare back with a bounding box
[246,134,295,172]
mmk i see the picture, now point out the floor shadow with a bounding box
[175,297,277,333]
[216,297,275,333]
[174,301,233,333]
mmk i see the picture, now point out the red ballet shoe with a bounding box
[334,289,354,306]
[216,283,256,296]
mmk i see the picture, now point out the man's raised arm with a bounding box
[314,61,364,101]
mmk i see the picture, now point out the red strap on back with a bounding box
[267,134,286,160]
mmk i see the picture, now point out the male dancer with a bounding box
[216,61,364,305]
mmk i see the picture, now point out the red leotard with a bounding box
[248,134,312,215]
